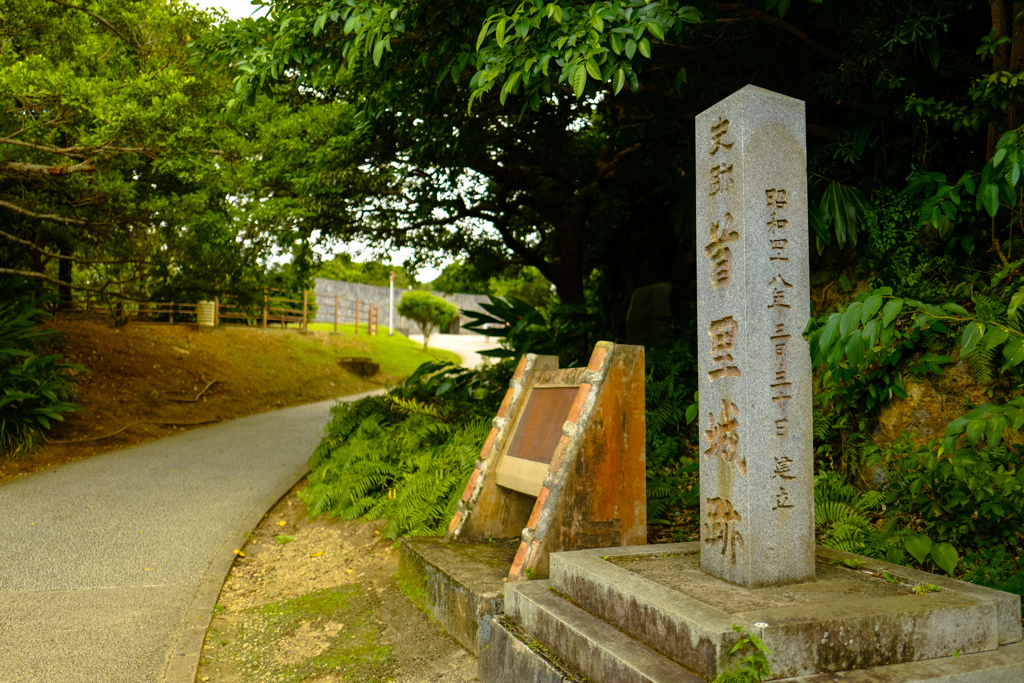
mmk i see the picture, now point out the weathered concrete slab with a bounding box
[695,85,815,587]
[550,543,1021,680]
[779,641,1024,682]
[398,536,516,654]
[478,616,583,683]
[502,580,703,683]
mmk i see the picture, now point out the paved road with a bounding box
[408,332,501,369]
[0,390,382,683]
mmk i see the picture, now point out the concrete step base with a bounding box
[398,536,518,654]
[478,616,585,683]
[498,580,704,683]
[778,641,1024,682]
[549,543,1022,680]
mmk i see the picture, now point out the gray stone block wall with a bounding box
[312,278,492,335]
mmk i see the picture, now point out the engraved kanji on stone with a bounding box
[704,497,744,565]
[773,486,795,511]
[773,454,796,481]
[767,213,789,234]
[704,399,746,476]
[775,418,789,438]
[705,214,739,289]
[710,163,734,196]
[708,316,741,381]
[709,117,733,155]
[766,188,788,209]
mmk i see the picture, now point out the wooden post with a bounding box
[302,290,308,330]
[333,295,339,333]
[170,302,175,325]
[262,288,268,328]
[355,299,360,334]
[214,296,220,326]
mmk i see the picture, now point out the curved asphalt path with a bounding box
[0,389,383,683]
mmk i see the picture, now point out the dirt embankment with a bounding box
[2,318,392,481]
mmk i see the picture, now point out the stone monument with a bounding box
[478,85,1024,682]
[695,85,814,587]
[399,342,646,654]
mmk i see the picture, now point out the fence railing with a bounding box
[57,288,380,335]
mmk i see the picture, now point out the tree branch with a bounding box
[0,229,148,266]
[716,3,842,63]
[0,200,89,225]
[41,0,140,50]
[4,160,95,175]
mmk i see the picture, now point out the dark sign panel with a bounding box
[505,386,579,464]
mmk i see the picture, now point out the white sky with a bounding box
[189,0,446,282]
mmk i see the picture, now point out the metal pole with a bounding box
[389,271,394,335]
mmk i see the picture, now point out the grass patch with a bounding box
[305,323,462,375]
[232,585,397,682]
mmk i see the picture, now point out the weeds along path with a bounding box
[0,390,383,683]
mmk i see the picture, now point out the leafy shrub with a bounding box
[859,188,956,302]
[300,359,512,538]
[645,333,699,524]
[0,278,82,458]
[397,291,458,350]
[463,295,599,368]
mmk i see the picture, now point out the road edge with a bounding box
[162,389,386,683]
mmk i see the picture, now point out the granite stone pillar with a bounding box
[695,85,814,587]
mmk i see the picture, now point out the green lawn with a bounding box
[305,323,461,376]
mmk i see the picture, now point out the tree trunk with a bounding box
[986,0,1024,158]
[58,244,73,311]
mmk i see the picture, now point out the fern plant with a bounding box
[0,277,83,458]
[300,359,510,538]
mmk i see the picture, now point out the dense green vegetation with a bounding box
[0,279,81,457]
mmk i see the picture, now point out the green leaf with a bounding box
[993,147,1008,167]
[861,294,883,323]
[840,301,864,338]
[981,326,1009,351]
[1007,287,1024,317]
[571,64,587,97]
[646,22,665,41]
[613,68,625,95]
[1002,337,1024,368]
[778,0,791,16]
[585,59,602,82]
[638,37,651,58]
[818,313,841,355]
[905,534,932,564]
[496,18,507,47]
[673,67,686,91]
[845,330,866,366]
[930,542,959,575]
[960,321,985,357]
[625,38,636,59]
[982,182,1000,217]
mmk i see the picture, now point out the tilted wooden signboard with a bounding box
[447,341,646,580]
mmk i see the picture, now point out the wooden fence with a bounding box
[57,288,380,335]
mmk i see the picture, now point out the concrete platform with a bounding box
[398,536,518,654]
[544,543,1022,681]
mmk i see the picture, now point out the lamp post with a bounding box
[389,270,395,336]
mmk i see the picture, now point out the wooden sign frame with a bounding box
[446,342,646,580]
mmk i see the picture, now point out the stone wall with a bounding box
[312,278,492,335]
